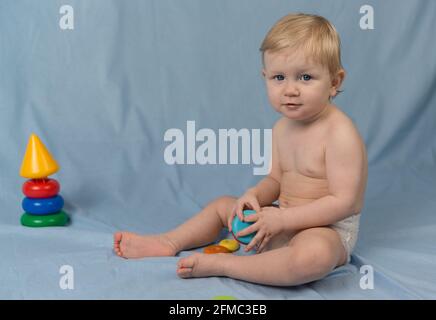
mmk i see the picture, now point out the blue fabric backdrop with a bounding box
[1,0,435,299]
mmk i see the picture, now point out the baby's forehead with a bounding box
[264,48,324,71]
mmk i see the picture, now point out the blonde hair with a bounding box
[260,13,344,78]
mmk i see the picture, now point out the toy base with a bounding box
[21,210,69,227]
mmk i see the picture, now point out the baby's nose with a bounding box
[284,83,300,96]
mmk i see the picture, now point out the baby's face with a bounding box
[263,48,340,122]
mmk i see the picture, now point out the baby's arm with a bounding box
[282,122,366,231]
[247,120,282,207]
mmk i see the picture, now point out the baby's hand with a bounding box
[237,206,284,253]
[227,190,261,232]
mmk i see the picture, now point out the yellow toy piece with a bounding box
[19,134,59,178]
[203,244,231,254]
[219,239,240,252]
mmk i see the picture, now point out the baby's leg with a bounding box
[177,227,346,286]
[114,196,236,258]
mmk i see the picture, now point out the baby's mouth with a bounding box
[283,103,302,110]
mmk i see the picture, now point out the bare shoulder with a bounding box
[271,117,290,141]
[324,105,368,212]
[327,106,365,147]
[272,117,288,132]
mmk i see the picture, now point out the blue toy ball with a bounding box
[231,209,257,245]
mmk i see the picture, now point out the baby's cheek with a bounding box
[268,97,280,110]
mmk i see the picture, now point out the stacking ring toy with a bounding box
[22,195,64,215]
[231,209,257,245]
[22,178,60,198]
[21,210,69,227]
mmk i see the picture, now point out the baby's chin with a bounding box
[277,105,306,120]
[277,104,331,123]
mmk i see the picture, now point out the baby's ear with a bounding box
[332,69,346,88]
[330,69,346,97]
[261,69,266,78]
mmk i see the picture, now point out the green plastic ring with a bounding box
[21,210,69,227]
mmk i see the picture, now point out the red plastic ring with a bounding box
[22,178,60,198]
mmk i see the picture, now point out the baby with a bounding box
[114,13,367,286]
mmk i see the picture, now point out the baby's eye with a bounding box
[299,74,312,81]
[273,75,285,81]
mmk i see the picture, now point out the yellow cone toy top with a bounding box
[20,133,59,178]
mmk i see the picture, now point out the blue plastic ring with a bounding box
[22,195,64,215]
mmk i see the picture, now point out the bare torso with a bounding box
[276,105,367,213]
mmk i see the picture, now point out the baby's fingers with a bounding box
[237,221,258,238]
[227,213,235,232]
[235,203,245,221]
[257,235,271,253]
[243,213,258,223]
[245,232,265,252]
[250,200,261,214]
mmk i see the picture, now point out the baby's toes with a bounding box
[113,233,123,249]
[113,234,127,257]
[113,245,122,256]
[178,256,194,268]
[177,266,193,278]
[113,232,122,244]
[176,256,197,278]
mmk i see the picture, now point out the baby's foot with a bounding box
[177,253,229,278]
[113,232,178,258]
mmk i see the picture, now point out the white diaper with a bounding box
[270,202,360,264]
[330,213,360,264]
